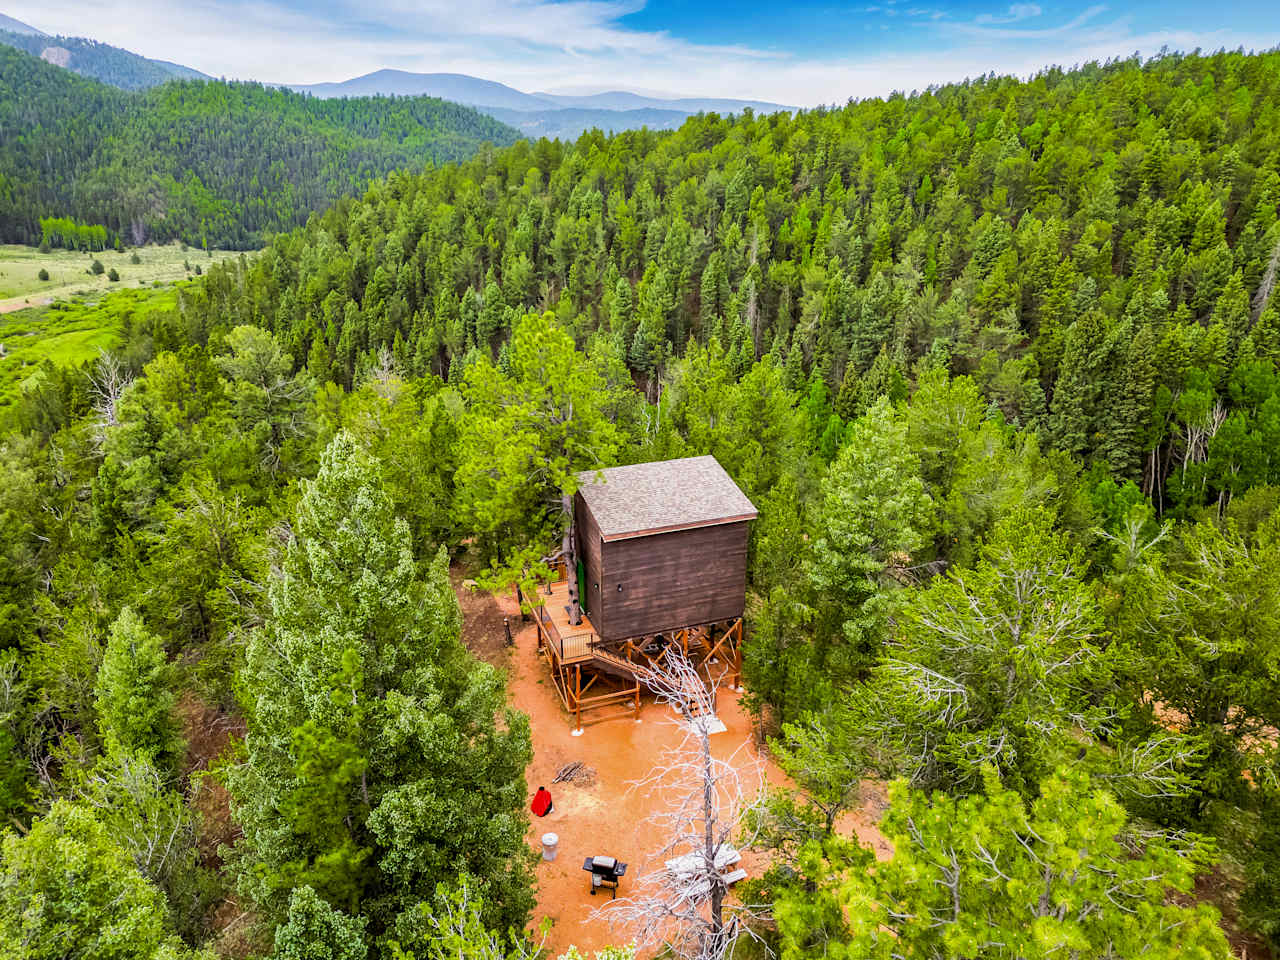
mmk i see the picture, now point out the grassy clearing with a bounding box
[0,242,243,310]
[0,287,184,407]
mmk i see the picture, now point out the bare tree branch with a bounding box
[87,349,132,453]
[598,652,770,960]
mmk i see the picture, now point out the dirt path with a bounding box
[0,295,50,314]
[455,578,889,956]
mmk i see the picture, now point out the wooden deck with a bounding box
[528,576,742,730]
[537,579,597,662]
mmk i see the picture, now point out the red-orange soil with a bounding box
[455,580,890,957]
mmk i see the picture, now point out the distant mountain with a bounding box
[485,105,698,140]
[0,26,208,90]
[288,69,794,140]
[532,90,790,114]
[288,70,551,111]
[0,19,792,141]
[151,59,209,81]
[0,13,40,35]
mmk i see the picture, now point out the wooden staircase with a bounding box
[589,644,716,720]
[532,577,734,728]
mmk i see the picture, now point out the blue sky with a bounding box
[6,0,1279,105]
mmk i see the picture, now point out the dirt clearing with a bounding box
[453,577,889,956]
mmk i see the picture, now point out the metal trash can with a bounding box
[542,832,559,861]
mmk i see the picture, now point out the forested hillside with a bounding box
[0,46,518,249]
[0,27,207,89]
[2,47,1280,960]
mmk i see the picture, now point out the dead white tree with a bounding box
[365,344,404,401]
[601,651,769,960]
[1253,231,1280,322]
[1177,399,1227,477]
[88,349,132,452]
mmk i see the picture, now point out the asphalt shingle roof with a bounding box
[576,455,757,541]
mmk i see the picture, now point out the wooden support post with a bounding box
[575,665,582,731]
[732,618,743,688]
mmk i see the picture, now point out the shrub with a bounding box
[90,259,104,275]
[194,264,202,275]
[37,241,50,254]
[37,268,49,281]
[107,268,120,282]
[129,252,141,265]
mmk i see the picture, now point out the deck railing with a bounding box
[536,595,598,663]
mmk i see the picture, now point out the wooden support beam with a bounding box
[703,617,738,666]
[549,663,571,711]
[731,618,743,687]
[574,687,641,708]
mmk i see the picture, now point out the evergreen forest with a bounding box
[0,45,518,250]
[0,26,207,90]
[2,45,1280,960]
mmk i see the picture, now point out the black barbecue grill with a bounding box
[583,855,627,897]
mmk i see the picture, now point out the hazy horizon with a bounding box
[5,1,1280,107]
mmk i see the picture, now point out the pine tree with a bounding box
[609,276,634,343]
[777,768,1229,960]
[228,433,534,935]
[699,250,727,333]
[1212,270,1252,361]
[629,265,673,376]
[270,886,368,960]
[849,272,894,373]
[94,607,180,768]
[1048,309,1107,459]
[1101,323,1158,482]
[808,398,934,679]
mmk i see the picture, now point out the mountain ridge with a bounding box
[0,20,795,140]
[0,26,212,89]
[286,70,795,140]
[287,69,793,115]
[0,44,519,248]
[0,13,40,35]
[530,88,791,113]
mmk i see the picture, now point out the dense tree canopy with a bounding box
[2,46,1280,960]
[776,768,1231,960]
[0,28,199,90]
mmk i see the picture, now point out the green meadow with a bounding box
[0,243,250,408]
[0,242,242,309]
[0,288,180,407]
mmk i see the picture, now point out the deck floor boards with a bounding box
[540,580,596,663]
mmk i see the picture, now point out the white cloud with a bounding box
[975,3,1042,26]
[957,3,1107,39]
[5,0,1280,108]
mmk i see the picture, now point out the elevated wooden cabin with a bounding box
[573,455,757,641]
[531,455,756,729]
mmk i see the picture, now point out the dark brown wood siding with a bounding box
[596,520,750,641]
[574,491,606,635]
